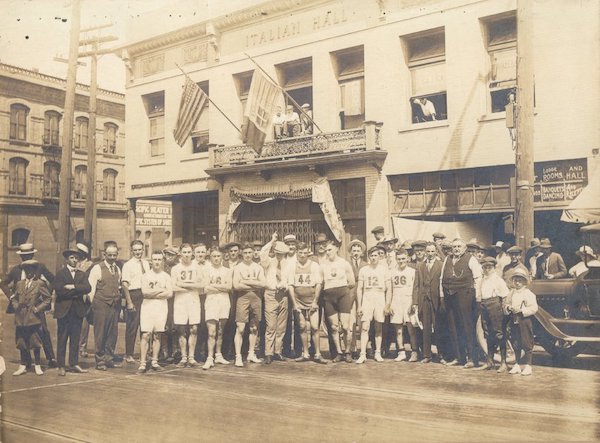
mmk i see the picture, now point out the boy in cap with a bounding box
[10,260,52,376]
[53,248,92,376]
[504,268,538,376]
[356,246,391,364]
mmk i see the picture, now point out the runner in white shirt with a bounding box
[171,244,204,368]
[139,252,173,373]
[356,246,391,364]
[288,242,326,364]
[232,243,266,367]
[202,247,233,370]
[390,249,418,362]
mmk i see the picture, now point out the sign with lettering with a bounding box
[136,203,172,227]
[533,158,587,203]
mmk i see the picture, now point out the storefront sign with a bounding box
[136,203,172,227]
[533,158,587,203]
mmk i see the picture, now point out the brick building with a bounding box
[122,0,599,263]
[0,63,127,273]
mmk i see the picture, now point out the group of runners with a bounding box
[4,226,556,377]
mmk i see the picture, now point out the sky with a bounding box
[0,0,263,93]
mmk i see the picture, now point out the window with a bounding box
[76,229,85,244]
[143,92,165,157]
[276,58,313,137]
[9,157,28,195]
[44,110,61,146]
[233,70,254,119]
[332,46,365,130]
[10,104,29,141]
[403,28,447,123]
[43,161,60,198]
[74,117,89,150]
[11,228,30,247]
[74,165,87,199]
[191,82,210,153]
[104,123,118,154]
[102,168,117,201]
[483,13,516,113]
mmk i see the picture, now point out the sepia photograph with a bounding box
[0,0,599,441]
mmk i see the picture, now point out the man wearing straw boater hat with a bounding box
[1,243,57,368]
[53,247,92,376]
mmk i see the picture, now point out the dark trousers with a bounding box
[445,290,475,362]
[39,312,56,361]
[481,297,506,362]
[125,289,143,356]
[420,298,436,359]
[57,308,84,367]
[93,300,119,366]
[511,316,534,365]
[20,348,41,365]
[435,302,453,361]
[283,303,302,357]
[194,294,208,360]
[221,293,236,358]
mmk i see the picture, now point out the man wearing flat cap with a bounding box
[535,239,567,280]
[502,246,530,287]
[371,226,385,243]
[432,233,446,258]
[54,248,92,376]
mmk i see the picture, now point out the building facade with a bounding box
[0,63,127,273]
[122,0,599,265]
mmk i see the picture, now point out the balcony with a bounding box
[206,121,386,178]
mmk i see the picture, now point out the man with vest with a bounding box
[440,238,482,368]
[88,243,123,371]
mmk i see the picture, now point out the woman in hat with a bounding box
[11,260,52,376]
[569,246,597,277]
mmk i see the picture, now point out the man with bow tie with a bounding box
[88,243,123,371]
[53,248,92,376]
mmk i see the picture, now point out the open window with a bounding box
[191,81,210,154]
[143,92,165,157]
[9,157,28,195]
[276,58,313,137]
[332,46,365,130]
[403,28,447,123]
[104,123,118,154]
[44,110,61,146]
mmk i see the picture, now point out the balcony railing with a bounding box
[209,122,382,169]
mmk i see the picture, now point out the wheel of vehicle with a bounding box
[537,330,587,362]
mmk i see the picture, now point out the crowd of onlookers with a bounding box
[1,227,597,379]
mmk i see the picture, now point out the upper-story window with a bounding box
[143,92,165,157]
[102,168,117,201]
[9,157,28,195]
[103,123,118,154]
[43,161,60,198]
[44,110,61,146]
[191,81,210,154]
[483,12,516,113]
[10,104,29,142]
[332,46,365,130]
[276,58,313,137]
[234,70,254,119]
[74,164,87,199]
[75,116,89,151]
[403,28,447,123]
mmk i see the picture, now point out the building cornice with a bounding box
[0,63,124,101]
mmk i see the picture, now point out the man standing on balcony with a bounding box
[300,103,313,135]
[283,105,301,137]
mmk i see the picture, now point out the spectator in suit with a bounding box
[53,248,92,376]
[535,239,567,280]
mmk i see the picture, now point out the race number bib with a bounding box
[294,273,313,287]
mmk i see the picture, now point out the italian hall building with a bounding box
[0,63,127,273]
[122,0,599,266]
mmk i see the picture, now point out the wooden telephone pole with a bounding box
[514,0,535,250]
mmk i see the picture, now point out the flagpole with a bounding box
[243,52,323,134]
[175,63,241,134]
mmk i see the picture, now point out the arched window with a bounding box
[10,104,29,141]
[9,157,28,195]
[103,123,118,154]
[75,116,89,150]
[74,165,87,199]
[43,161,61,198]
[102,168,117,201]
[11,228,30,247]
[44,110,62,146]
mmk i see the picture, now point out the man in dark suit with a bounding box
[535,239,567,280]
[412,242,442,363]
[54,248,92,376]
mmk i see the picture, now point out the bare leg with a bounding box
[234,322,246,356]
[188,325,198,360]
[207,321,217,359]
[327,315,342,355]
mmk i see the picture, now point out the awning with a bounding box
[561,167,600,224]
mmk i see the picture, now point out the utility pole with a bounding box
[56,0,81,269]
[514,0,535,250]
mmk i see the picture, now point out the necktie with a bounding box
[427,260,432,271]
[276,259,282,283]
[110,264,116,275]
[139,259,146,274]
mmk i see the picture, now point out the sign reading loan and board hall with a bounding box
[533,158,587,203]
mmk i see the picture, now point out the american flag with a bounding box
[173,77,208,147]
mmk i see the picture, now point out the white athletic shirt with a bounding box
[390,266,416,298]
[205,264,233,296]
[233,261,265,289]
[358,265,390,295]
[321,257,354,290]
[141,270,172,298]
[171,261,202,296]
